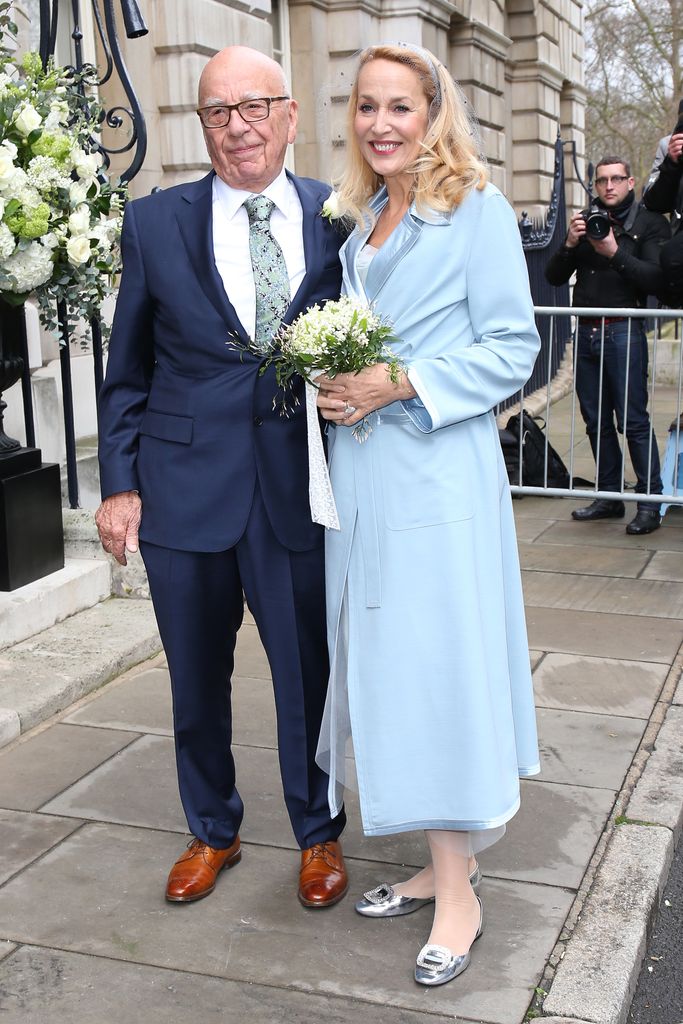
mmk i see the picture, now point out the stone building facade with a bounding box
[100,0,586,216]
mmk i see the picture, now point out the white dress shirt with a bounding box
[212,170,306,338]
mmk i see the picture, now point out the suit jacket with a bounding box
[98,170,344,552]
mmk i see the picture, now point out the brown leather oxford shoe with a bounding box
[166,835,241,902]
[298,840,348,908]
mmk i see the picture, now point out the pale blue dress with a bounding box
[317,183,541,842]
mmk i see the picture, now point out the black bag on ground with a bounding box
[501,411,571,488]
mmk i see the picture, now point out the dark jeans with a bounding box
[576,320,662,509]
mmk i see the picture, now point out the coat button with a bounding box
[253,416,263,427]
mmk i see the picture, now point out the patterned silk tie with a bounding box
[244,195,291,352]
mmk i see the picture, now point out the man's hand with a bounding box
[95,490,142,566]
[589,227,618,260]
[667,132,683,163]
[565,211,587,248]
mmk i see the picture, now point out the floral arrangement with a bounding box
[268,296,402,440]
[0,20,126,341]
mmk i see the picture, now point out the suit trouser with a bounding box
[140,484,345,850]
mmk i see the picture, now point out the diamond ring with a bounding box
[344,402,356,415]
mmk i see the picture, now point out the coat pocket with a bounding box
[140,409,193,445]
[378,422,473,530]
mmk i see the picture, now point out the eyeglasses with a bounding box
[595,175,629,186]
[196,97,290,129]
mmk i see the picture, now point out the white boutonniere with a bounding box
[321,191,342,221]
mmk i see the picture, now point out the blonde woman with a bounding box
[316,44,541,986]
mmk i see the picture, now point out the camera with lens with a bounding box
[581,203,611,240]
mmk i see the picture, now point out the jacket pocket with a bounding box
[378,422,472,530]
[140,409,193,445]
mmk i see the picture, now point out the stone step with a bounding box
[0,596,161,749]
[0,559,112,652]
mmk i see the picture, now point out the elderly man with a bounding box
[96,46,347,907]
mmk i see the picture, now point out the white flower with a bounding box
[40,232,59,250]
[14,103,42,136]
[68,180,89,207]
[0,221,16,261]
[44,100,70,131]
[0,147,15,189]
[321,192,341,220]
[72,148,101,180]
[0,72,13,98]
[2,240,53,292]
[66,234,92,266]
[27,155,69,193]
[68,204,91,235]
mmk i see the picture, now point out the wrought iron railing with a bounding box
[14,1,149,508]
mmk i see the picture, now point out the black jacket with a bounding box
[643,155,683,232]
[544,200,670,308]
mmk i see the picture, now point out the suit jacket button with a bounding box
[253,416,264,427]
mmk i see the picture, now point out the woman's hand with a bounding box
[316,364,417,427]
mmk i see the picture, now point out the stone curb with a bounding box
[626,705,683,843]
[542,823,674,1024]
[0,597,161,747]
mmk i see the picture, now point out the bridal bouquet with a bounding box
[0,38,126,340]
[270,296,401,441]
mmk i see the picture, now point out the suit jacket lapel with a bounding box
[175,171,249,342]
[286,173,329,323]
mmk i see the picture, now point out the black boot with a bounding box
[571,499,625,521]
[626,508,661,535]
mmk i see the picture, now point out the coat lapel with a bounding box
[286,173,330,323]
[175,171,250,342]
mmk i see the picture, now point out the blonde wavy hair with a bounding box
[336,44,488,227]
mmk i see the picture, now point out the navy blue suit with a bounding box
[98,170,346,848]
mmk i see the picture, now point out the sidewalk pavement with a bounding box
[0,491,682,1024]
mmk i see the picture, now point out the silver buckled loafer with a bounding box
[414,895,484,986]
[355,862,481,918]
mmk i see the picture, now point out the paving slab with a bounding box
[525,607,683,663]
[0,809,83,886]
[544,824,673,1024]
[0,598,161,737]
[0,941,15,963]
[0,724,139,811]
[512,497,586,519]
[479,779,615,889]
[41,734,187,834]
[538,519,683,551]
[232,620,271,679]
[510,516,554,543]
[641,550,683,581]
[0,945,470,1024]
[64,665,174,736]
[65,667,279,749]
[533,653,668,719]
[536,707,645,790]
[0,821,573,1024]
[518,542,650,578]
[626,706,683,841]
[523,570,683,619]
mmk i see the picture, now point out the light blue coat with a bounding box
[317,183,542,837]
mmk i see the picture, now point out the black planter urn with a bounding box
[0,300,64,590]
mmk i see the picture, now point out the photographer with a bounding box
[643,103,683,306]
[545,156,670,534]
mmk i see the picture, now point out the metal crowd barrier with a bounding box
[501,306,683,508]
